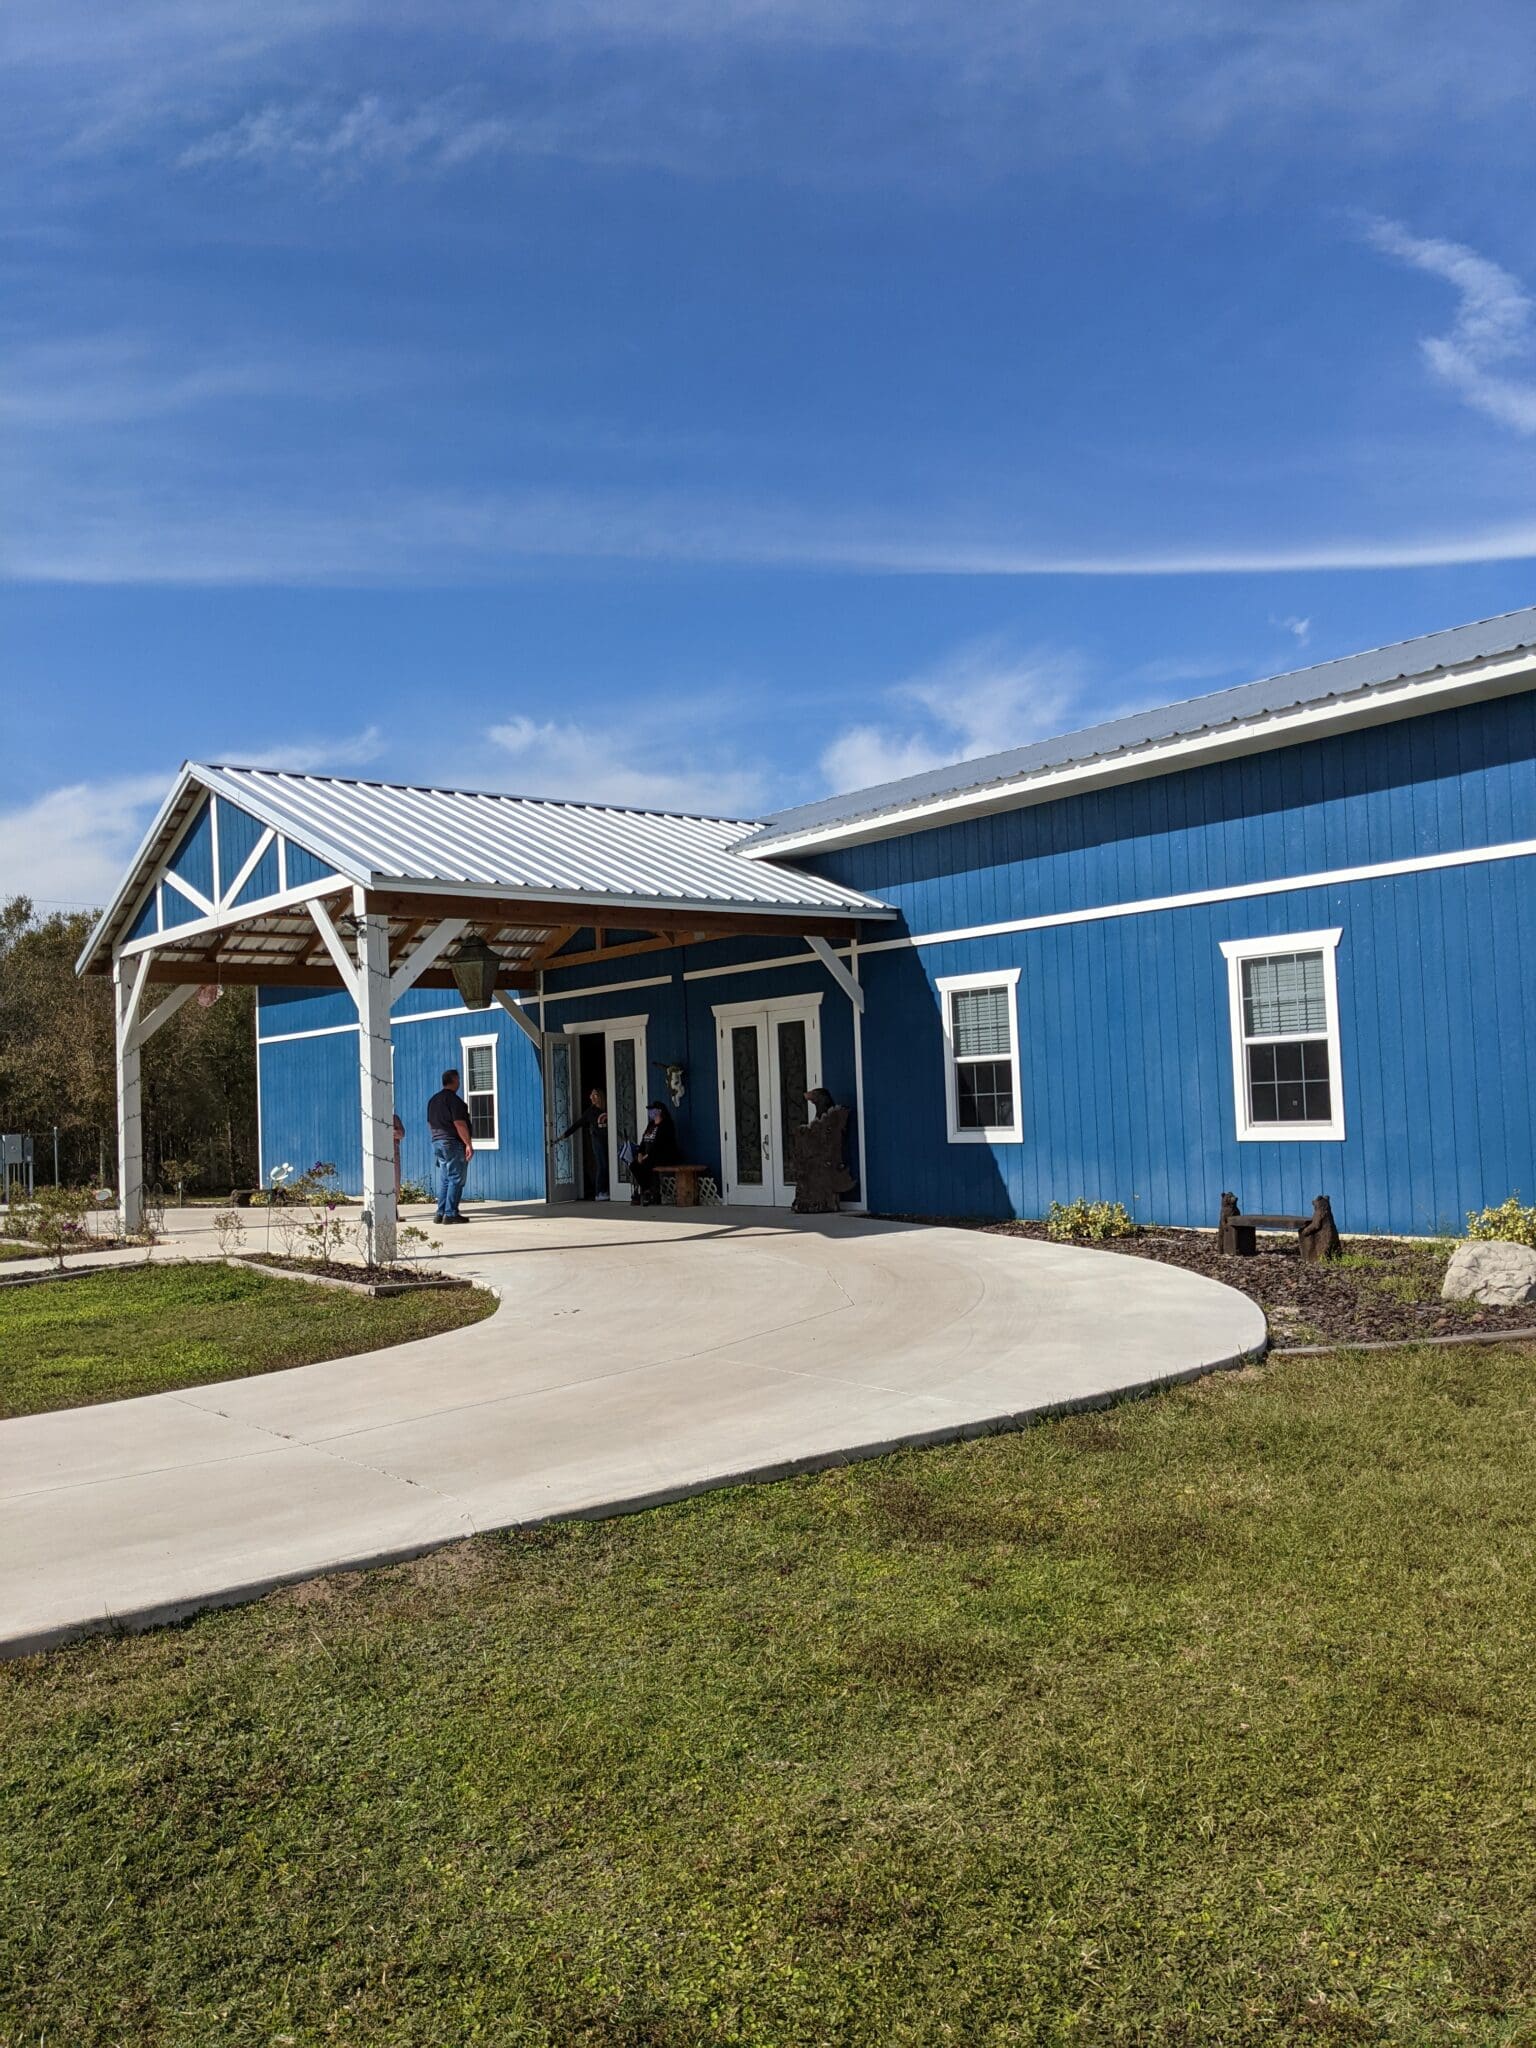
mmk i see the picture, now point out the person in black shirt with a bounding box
[555,1087,610,1201]
[426,1068,475,1223]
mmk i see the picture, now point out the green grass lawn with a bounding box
[0,1239,43,1262]
[4,1343,1534,2044]
[0,1261,496,1418]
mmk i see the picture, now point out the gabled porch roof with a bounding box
[76,763,895,991]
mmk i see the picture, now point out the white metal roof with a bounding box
[740,604,1536,856]
[76,763,892,978]
[198,764,884,911]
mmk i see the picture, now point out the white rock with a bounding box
[1442,1239,1536,1306]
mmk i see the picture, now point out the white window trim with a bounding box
[459,1032,501,1151]
[936,966,1023,1146]
[1219,927,1344,1143]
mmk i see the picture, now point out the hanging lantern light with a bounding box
[449,932,500,1010]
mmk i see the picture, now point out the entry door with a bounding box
[604,1026,645,1193]
[715,999,822,1206]
[546,1036,578,1201]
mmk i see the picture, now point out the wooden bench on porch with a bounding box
[1216,1191,1342,1263]
[654,1165,720,1208]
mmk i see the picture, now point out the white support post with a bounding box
[493,988,545,1051]
[130,982,200,1054]
[115,968,205,1233]
[389,916,467,1007]
[805,934,864,1011]
[113,955,149,1234]
[354,893,397,1265]
[850,939,869,1211]
[309,898,360,1004]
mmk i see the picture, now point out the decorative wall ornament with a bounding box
[659,1060,686,1109]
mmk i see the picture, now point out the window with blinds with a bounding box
[462,1038,499,1145]
[941,976,1021,1140]
[1220,934,1344,1139]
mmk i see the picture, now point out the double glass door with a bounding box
[715,997,822,1207]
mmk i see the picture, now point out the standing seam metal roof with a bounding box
[197,765,889,913]
[738,603,1536,853]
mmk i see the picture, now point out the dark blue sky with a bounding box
[5,1,1536,905]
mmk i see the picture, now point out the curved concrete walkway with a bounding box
[0,1206,1265,1656]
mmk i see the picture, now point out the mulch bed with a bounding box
[231,1254,469,1294]
[965,1221,1536,1347]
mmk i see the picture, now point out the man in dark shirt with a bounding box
[426,1068,475,1224]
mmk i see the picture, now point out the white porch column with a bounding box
[113,963,206,1234]
[113,955,147,1234]
[354,893,397,1265]
[850,938,869,1209]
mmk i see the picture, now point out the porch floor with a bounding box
[0,1203,1264,1655]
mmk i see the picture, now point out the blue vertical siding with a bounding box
[212,797,266,899]
[257,988,544,1202]
[259,689,1536,1237]
[848,859,1536,1237]
[807,692,1536,935]
[166,801,215,903]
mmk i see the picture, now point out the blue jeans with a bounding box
[432,1137,468,1220]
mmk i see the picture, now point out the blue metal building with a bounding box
[79,607,1536,1244]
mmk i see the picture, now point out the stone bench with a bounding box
[1217,1191,1341,1263]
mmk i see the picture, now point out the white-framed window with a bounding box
[459,1034,500,1149]
[1219,928,1344,1143]
[936,967,1023,1144]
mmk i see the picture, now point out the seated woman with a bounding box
[628,1101,680,1204]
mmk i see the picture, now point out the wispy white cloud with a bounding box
[1271,613,1312,647]
[0,773,169,913]
[220,725,387,772]
[14,467,1536,586]
[0,332,401,429]
[486,712,769,816]
[177,93,523,180]
[0,727,389,912]
[1366,219,1536,435]
[819,640,1088,792]
[14,0,1527,192]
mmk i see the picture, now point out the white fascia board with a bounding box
[745,651,1536,859]
[373,876,893,921]
[76,763,201,975]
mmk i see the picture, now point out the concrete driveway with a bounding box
[0,1205,1265,1655]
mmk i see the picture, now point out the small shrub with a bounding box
[398,1223,442,1267]
[158,1157,202,1204]
[9,1184,98,1270]
[1046,1197,1137,1242]
[1464,1194,1536,1248]
[212,1209,247,1256]
[399,1176,433,1206]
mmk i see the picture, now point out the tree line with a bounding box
[0,896,259,1193]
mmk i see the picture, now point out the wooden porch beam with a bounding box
[368,891,867,941]
[141,959,539,992]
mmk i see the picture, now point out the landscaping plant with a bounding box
[1045,1196,1137,1241]
[211,1209,246,1256]
[5,1183,99,1270]
[1464,1193,1536,1247]
[156,1156,201,1206]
